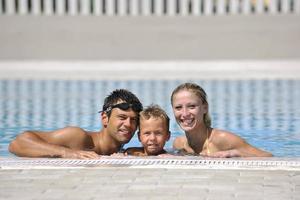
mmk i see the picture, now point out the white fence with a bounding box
[0,0,299,16]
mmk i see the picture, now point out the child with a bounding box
[125,105,170,156]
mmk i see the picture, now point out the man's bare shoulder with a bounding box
[58,126,86,133]
[45,126,93,147]
[50,126,88,138]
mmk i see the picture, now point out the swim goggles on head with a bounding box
[99,102,141,113]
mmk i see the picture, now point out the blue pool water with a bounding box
[0,79,299,157]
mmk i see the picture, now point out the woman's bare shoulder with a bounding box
[173,136,187,149]
[210,128,245,149]
[211,128,242,139]
[173,136,195,154]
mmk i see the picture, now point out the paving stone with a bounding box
[127,184,158,190]
[0,167,299,200]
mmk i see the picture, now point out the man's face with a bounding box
[106,107,139,144]
[138,117,170,155]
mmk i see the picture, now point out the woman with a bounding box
[171,82,272,157]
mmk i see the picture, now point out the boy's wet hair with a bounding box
[102,89,143,118]
[140,104,170,131]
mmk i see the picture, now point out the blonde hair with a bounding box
[171,82,211,127]
[140,104,170,131]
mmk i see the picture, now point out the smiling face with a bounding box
[138,117,170,155]
[103,107,139,145]
[172,89,208,133]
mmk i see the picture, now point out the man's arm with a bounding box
[9,127,100,159]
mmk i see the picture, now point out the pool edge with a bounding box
[1,156,300,171]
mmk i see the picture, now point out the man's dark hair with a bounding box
[102,89,143,118]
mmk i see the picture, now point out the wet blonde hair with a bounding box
[171,82,211,127]
[140,104,170,131]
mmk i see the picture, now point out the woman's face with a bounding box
[172,90,208,132]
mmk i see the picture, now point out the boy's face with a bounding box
[138,117,170,155]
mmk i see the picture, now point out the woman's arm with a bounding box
[201,130,273,158]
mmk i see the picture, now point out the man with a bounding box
[9,89,143,159]
[125,105,171,156]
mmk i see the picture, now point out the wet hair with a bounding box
[171,82,211,127]
[102,89,143,118]
[140,104,170,131]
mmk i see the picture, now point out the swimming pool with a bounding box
[0,79,299,157]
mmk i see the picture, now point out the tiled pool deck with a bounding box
[0,157,299,200]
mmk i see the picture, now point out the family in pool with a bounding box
[8,82,273,158]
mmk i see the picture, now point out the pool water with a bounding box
[0,79,299,157]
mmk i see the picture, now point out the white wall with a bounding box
[0,0,299,16]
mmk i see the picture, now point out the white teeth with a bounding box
[182,119,194,126]
[120,129,129,134]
